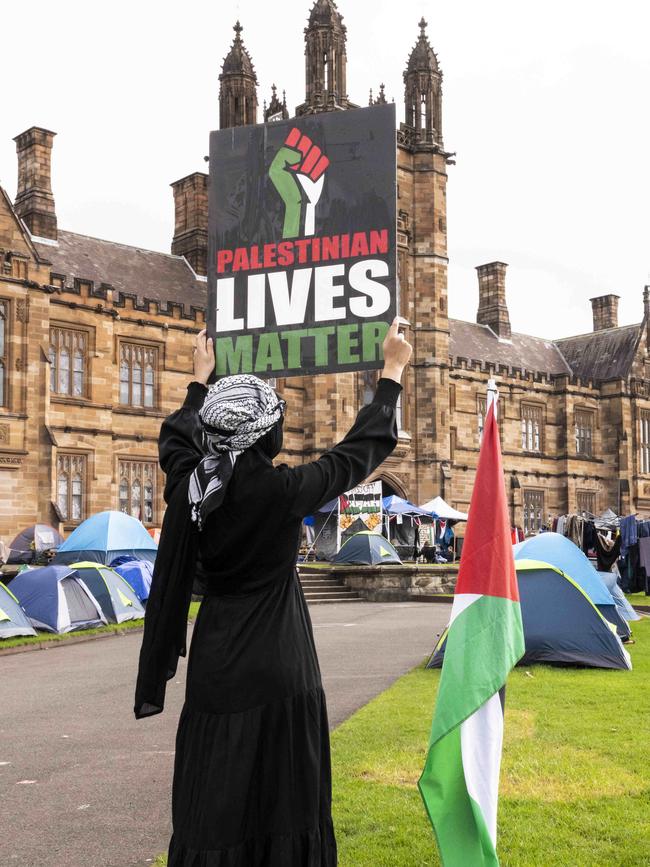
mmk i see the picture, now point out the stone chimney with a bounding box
[476,261,511,339]
[171,173,208,276]
[590,294,619,331]
[13,126,58,240]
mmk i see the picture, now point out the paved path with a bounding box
[0,601,450,867]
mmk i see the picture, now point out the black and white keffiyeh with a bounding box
[188,375,285,530]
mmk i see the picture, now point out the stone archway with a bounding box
[370,472,408,500]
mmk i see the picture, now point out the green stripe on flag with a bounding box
[419,723,498,867]
[427,595,523,746]
[419,594,524,866]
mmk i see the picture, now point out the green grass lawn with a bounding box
[626,592,649,607]
[0,600,203,650]
[153,618,649,866]
[332,618,650,866]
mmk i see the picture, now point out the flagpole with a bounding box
[487,377,498,419]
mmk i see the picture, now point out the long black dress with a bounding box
[146,377,400,866]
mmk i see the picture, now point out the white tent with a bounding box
[419,496,468,521]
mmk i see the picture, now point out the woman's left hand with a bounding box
[193,329,214,385]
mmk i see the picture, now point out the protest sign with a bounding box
[208,103,397,377]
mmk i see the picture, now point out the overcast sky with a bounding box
[2,0,648,338]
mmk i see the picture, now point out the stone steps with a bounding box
[299,571,360,604]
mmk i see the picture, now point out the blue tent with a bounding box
[53,511,157,566]
[429,559,632,671]
[513,533,630,639]
[598,571,641,623]
[0,582,36,638]
[9,565,106,633]
[382,496,431,517]
[333,532,401,565]
[112,558,153,603]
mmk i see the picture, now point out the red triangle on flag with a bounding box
[455,401,520,602]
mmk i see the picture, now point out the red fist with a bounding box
[284,127,330,181]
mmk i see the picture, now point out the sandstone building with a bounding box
[1,0,649,543]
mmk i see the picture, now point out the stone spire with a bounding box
[264,84,289,122]
[219,21,258,129]
[370,83,387,105]
[402,17,443,149]
[296,0,356,115]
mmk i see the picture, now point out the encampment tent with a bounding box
[53,511,157,566]
[0,582,37,638]
[9,565,107,633]
[70,562,145,623]
[419,496,467,521]
[513,533,630,640]
[333,532,401,565]
[112,558,153,603]
[7,524,63,564]
[598,571,641,623]
[428,559,632,670]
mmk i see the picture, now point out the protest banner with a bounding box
[208,103,397,377]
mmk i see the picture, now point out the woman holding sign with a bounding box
[135,318,411,866]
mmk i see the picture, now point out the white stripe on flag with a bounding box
[460,690,504,845]
[449,592,482,626]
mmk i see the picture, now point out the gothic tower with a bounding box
[219,21,258,129]
[394,19,453,503]
[296,0,356,115]
[402,17,443,148]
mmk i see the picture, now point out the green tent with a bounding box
[333,532,402,565]
[69,562,144,624]
[0,581,37,638]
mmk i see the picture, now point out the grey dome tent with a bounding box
[333,532,402,566]
[8,524,63,565]
[0,582,37,638]
[70,562,144,624]
[9,565,107,634]
[428,560,631,671]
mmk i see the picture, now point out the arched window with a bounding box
[57,454,87,524]
[50,326,88,397]
[117,459,158,525]
[119,343,158,408]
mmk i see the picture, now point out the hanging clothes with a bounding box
[594,531,621,572]
[619,515,638,558]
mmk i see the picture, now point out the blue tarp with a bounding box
[382,496,431,517]
[54,511,157,566]
[598,571,641,622]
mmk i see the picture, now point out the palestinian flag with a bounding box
[418,395,525,866]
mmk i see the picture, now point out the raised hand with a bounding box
[193,329,214,385]
[268,128,330,239]
[381,317,412,383]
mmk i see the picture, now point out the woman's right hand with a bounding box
[381,317,412,383]
[193,329,215,385]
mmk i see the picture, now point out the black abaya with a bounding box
[141,378,401,866]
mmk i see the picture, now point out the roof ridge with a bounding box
[54,229,190,264]
[554,322,642,342]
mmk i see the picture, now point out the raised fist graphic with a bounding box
[269,128,330,239]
